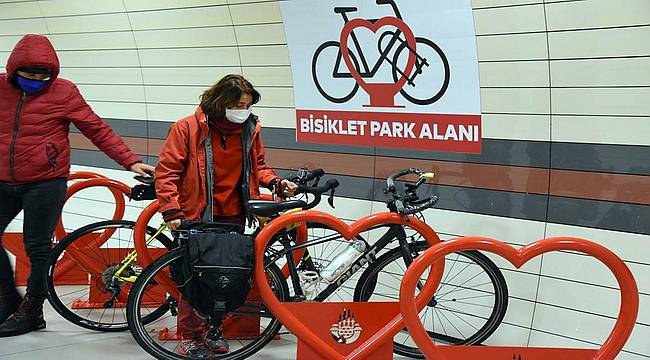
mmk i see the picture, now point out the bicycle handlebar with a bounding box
[287,168,339,210]
[291,168,325,184]
[296,178,339,210]
[386,168,423,192]
[385,168,437,215]
[402,196,439,215]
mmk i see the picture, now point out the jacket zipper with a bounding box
[220,135,227,150]
[9,92,26,182]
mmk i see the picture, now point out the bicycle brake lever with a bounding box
[395,199,405,213]
[328,188,336,208]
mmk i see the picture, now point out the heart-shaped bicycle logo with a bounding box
[311,0,451,107]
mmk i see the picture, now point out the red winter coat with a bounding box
[0,34,140,183]
[155,107,280,222]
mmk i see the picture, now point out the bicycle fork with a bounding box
[397,227,437,307]
[277,231,308,301]
[104,223,168,308]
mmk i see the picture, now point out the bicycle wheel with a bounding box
[392,37,450,105]
[354,241,508,358]
[127,248,289,360]
[46,220,175,332]
[312,40,361,103]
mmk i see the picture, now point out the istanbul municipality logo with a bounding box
[330,308,363,344]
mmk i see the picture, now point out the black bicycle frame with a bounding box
[267,224,416,302]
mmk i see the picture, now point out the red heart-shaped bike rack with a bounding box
[340,16,417,108]
[400,237,639,360]
[5,172,130,286]
[254,210,443,360]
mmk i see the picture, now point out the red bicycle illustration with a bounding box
[311,0,451,106]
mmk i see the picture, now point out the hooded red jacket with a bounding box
[0,34,140,183]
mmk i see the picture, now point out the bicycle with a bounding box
[259,168,508,358]
[126,168,508,359]
[45,173,317,333]
[45,175,177,331]
[125,169,341,360]
[312,0,450,105]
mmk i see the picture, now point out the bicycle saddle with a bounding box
[247,199,307,218]
[134,175,154,185]
[131,175,156,201]
[334,6,357,14]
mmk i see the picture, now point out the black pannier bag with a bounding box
[170,222,254,320]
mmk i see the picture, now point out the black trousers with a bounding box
[0,178,67,297]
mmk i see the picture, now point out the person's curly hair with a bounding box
[200,74,261,119]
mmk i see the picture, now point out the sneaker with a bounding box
[0,293,46,337]
[178,339,212,359]
[205,329,230,354]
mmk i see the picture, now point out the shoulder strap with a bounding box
[202,127,214,222]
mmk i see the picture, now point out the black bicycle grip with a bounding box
[297,178,339,196]
[402,196,438,215]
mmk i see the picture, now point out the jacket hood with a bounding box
[6,34,60,84]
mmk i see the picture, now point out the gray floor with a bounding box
[0,301,296,359]
[0,290,410,359]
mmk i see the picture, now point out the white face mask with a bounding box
[225,108,252,124]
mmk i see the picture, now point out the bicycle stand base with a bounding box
[285,302,398,360]
[297,339,392,360]
[436,346,598,360]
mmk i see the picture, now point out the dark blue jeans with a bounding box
[0,178,67,297]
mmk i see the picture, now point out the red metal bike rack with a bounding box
[399,236,639,360]
[3,172,129,286]
[254,210,443,360]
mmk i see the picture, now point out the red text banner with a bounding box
[296,109,481,153]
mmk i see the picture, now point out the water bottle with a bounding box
[320,240,366,283]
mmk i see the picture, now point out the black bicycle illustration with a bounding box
[312,0,451,105]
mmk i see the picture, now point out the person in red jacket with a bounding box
[0,34,154,337]
[155,74,297,356]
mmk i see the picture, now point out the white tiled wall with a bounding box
[0,0,648,358]
[0,0,292,124]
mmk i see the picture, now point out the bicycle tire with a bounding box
[46,220,175,332]
[392,37,450,105]
[312,40,361,103]
[127,248,289,360]
[354,241,508,358]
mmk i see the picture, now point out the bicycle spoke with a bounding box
[437,271,490,300]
